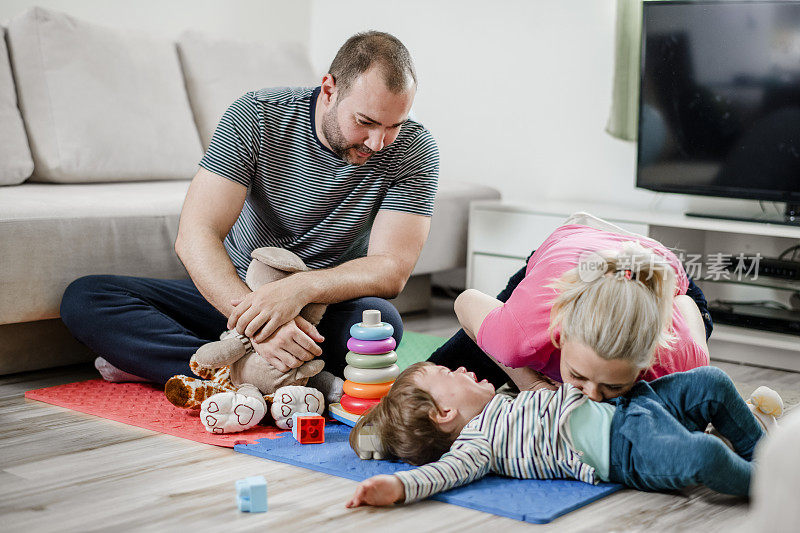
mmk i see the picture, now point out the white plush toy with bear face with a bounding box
[200,384,324,433]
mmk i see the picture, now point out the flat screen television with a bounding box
[636,0,800,224]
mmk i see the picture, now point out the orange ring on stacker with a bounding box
[340,394,381,415]
[343,380,393,399]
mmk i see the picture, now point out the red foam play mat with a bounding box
[25,379,288,447]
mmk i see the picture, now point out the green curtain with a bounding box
[606,0,645,142]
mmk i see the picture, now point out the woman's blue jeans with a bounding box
[607,366,764,497]
[60,275,402,384]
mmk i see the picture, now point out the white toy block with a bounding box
[355,427,384,460]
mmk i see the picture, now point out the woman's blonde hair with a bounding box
[548,241,677,370]
[349,362,456,466]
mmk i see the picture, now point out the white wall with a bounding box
[0,0,771,215]
[309,0,764,215]
[0,0,310,43]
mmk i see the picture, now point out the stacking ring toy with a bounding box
[350,322,395,341]
[345,351,397,369]
[343,380,393,399]
[340,394,381,415]
[344,364,401,384]
[328,403,360,427]
[347,337,396,355]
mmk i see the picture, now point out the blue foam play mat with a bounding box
[235,423,623,524]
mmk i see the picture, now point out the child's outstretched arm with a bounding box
[346,474,405,508]
[347,434,493,508]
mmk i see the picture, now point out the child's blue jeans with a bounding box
[60,275,402,384]
[607,366,764,497]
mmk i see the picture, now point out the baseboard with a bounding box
[0,319,94,375]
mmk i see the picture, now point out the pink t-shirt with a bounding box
[476,225,709,382]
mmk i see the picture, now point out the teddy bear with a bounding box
[165,247,328,432]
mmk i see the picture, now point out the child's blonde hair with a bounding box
[548,241,677,370]
[349,362,456,466]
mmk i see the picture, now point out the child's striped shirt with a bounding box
[394,385,596,503]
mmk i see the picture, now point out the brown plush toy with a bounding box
[165,247,327,433]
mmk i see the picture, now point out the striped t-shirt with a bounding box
[199,87,440,280]
[393,385,598,503]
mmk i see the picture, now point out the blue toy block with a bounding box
[235,475,268,513]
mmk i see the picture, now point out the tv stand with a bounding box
[686,202,800,227]
[467,200,800,372]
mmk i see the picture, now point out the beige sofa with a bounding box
[0,7,500,375]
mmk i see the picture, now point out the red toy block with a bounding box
[291,413,325,444]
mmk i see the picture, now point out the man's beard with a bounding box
[321,105,373,166]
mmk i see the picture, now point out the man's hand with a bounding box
[250,316,324,372]
[228,274,310,342]
[345,475,405,508]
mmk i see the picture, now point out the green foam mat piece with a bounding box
[394,330,447,370]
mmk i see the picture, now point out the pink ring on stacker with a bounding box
[346,336,397,355]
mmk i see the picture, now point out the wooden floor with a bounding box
[2,296,799,532]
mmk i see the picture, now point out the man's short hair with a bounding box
[328,31,417,98]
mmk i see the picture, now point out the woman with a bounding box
[429,213,712,401]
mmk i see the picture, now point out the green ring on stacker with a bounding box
[345,351,397,368]
[350,322,395,340]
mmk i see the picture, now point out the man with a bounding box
[60,32,439,397]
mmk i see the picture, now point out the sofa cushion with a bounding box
[7,7,202,183]
[0,178,499,326]
[0,181,190,325]
[0,27,34,186]
[178,30,317,148]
